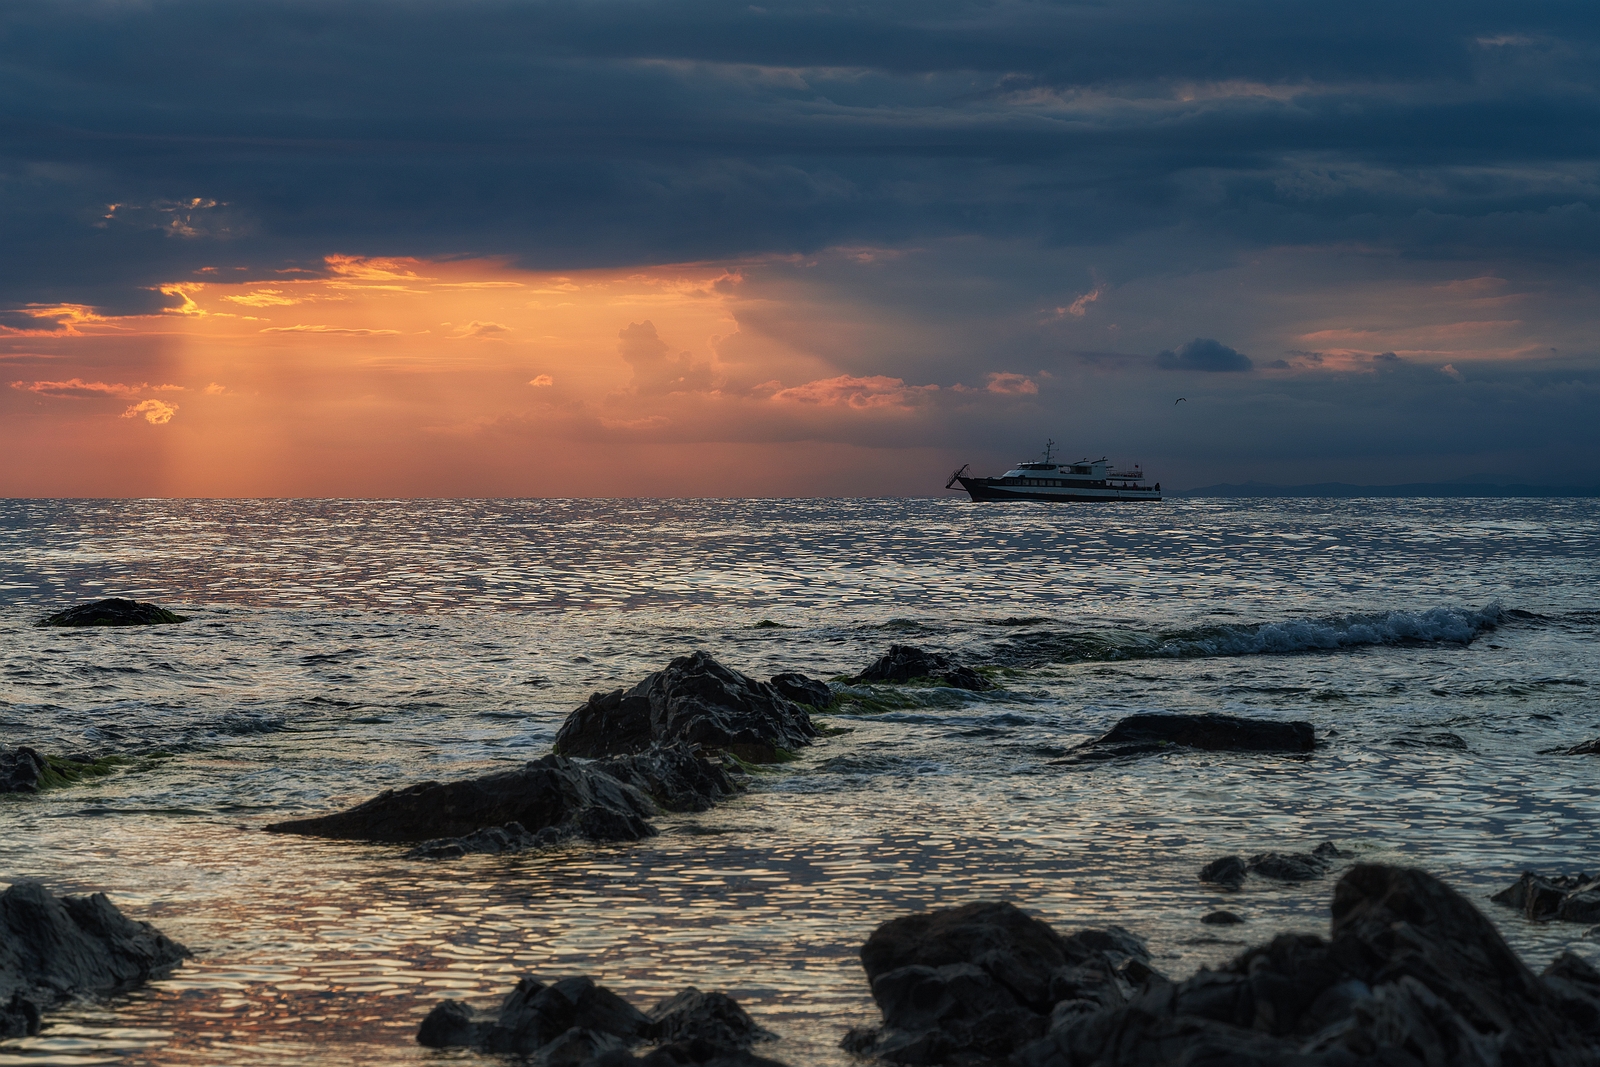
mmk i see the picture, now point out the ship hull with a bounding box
[956,477,1161,503]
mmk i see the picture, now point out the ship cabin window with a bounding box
[1070,465,1090,474]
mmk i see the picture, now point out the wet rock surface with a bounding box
[840,900,1154,1063]
[554,652,818,762]
[0,746,47,793]
[35,598,189,627]
[1559,738,1600,755]
[850,645,993,692]
[847,866,1600,1067]
[1056,712,1316,764]
[1494,871,1600,924]
[596,741,742,814]
[417,975,782,1066]
[1201,910,1244,925]
[1199,842,1345,887]
[0,881,190,1038]
[265,753,661,845]
[767,672,834,710]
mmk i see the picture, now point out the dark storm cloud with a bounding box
[2,0,1599,311]
[1157,338,1254,372]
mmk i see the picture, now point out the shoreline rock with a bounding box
[1054,712,1315,764]
[35,598,189,627]
[847,865,1600,1066]
[1199,841,1345,888]
[0,881,190,1038]
[850,645,993,692]
[554,652,818,763]
[417,974,782,1066]
[1494,871,1600,924]
[1,747,130,794]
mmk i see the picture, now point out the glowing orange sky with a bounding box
[3,255,982,496]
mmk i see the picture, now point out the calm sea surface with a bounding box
[1,498,1597,1066]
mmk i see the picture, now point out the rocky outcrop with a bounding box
[768,673,833,710]
[266,753,661,845]
[554,652,817,762]
[596,742,741,814]
[1199,842,1345,887]
[417,974,782,1066]
[1494,871,1600,924]
[0,881,190,1038]
[36,598,189,627]
[987,865,1600,1067]
[1559,738,1600,755]
[1055,713,1315,764]
[0,747,47,793]
[851,646,992,692]
[839,901,1155,1063]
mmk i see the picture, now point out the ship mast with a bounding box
[1042,438,1056,464]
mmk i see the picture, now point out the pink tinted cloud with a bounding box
[767,374,938,409]
[985,372,1038,395]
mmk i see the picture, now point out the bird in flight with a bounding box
[1175,397,1187,404]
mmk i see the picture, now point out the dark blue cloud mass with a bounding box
[0,0,1597,311]
[1157,338,1255,372]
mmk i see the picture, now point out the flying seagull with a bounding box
[1175,397,1187,404]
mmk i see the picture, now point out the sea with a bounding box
[1,497,1597,1066]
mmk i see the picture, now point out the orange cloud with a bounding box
[11,378,183,399]
[452,320,511,338]
[224,289,301,307]
[769,374,938,409]
[529,374,555,387]
[260,324,403,335]
[120,399,178,424]
[985,372,1038,395]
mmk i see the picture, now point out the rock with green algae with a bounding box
[36,598,188,627]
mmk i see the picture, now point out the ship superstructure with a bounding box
[945,440,1161,502]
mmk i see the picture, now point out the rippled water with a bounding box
[1,498,1598,1066]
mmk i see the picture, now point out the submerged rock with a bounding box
[266,753,661,845]
[768,672,833,710]
[1201,910,1244,925]
[1000,865,1600,1067]
[1494,871,1600,924]
[417,975,782,1066]
[1199,842,1345,888]
[1055,712,1315,764]
[840,900,1155,1063]
[1560,738,1600,755]
[36,598,188,627]
[596,741,741,814]
[404,821,560,860]
[850,645,992,692]
[554,652,817,762]
[0,881,190,1037]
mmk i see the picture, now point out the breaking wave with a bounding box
[991,604,1510,667]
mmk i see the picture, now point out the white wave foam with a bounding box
[1158,603,1505,658]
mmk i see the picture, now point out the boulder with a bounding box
[418,975,781,1066]
[1562,738,1600,755]
[265,753,659,845]
[851,646,992,692]
[1493,871,1600,924]
[36,598,188,627]
[0,881,190,1037]
[1003,865,1600,1067]
[1055,713,1315,764]
[840,900,1153,1063]
[554,652,817,762]
[1201,911,1244,925]
[1199,842,1344,888]
[0,747,47,793]
[768,673,833,710]
[596,742,741,814]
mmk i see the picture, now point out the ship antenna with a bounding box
[1043,438,1055,464]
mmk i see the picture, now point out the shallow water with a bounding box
[1,498,1598,1065]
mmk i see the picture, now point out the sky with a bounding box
[3,0,1598,496]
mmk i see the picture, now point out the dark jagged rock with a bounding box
[1003,864,1600,1067]
[0,747,47,793]
[1201,910,1244,925]
[1494,871,1600,924]
[418,975,781,1066]
[36,598,188,627]
[0,881,190,1037]
[648,988,775,1048]
[768,673,833,710]
[1561,738,1600,755]
[1199,842,1344,888]
[596,741,741,813]
[1389,730,1470,750]
[1056,712,1315,764]
[554,652,817,762]
[840,901,1153,1063]
[266,753,659,845]
[851,645,993,692]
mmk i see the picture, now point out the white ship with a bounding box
[945,440,1161,502]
